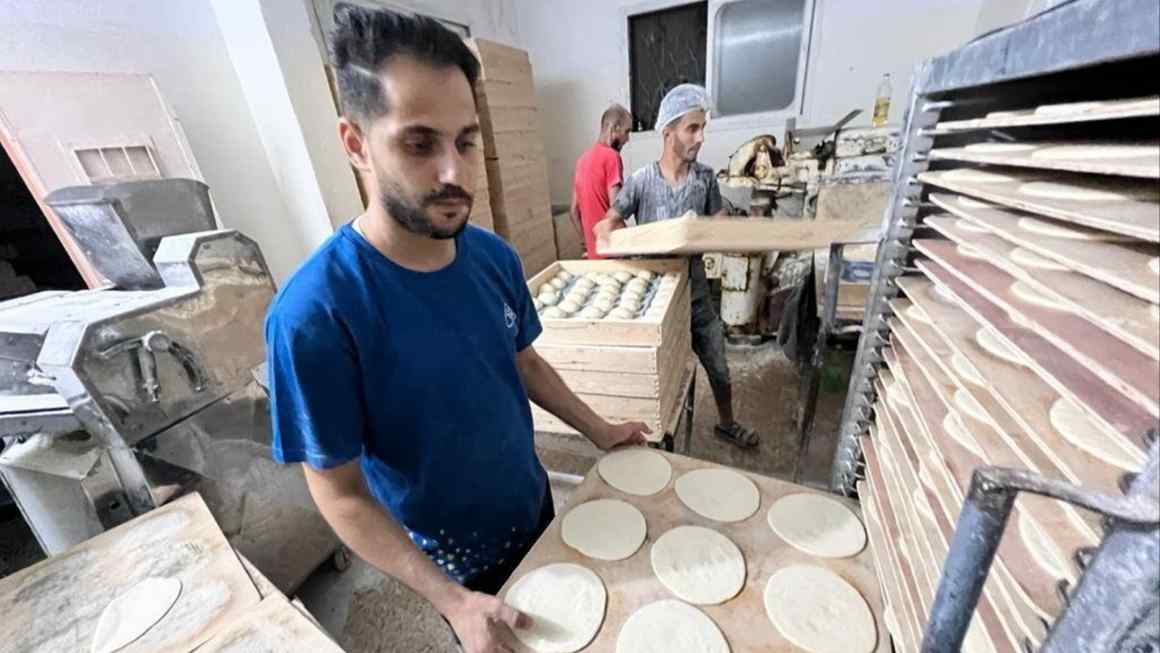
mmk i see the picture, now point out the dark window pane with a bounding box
[629,2,708,132]
[716,0,806,115]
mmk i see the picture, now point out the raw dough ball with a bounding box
[550,277,568,290]
[766,493,866,558]
[558,270,575,281]
[613,271,634,283]
[533,298,544,311]
[558,300,581,315]
[618,297,642,312]
[626,278,649,293]
[636,270,656,281]
[580,306,607,320]
[609,307,636,320]
[598,448,671,495]
[538,283,556,296]
[594,297,616,312]
[539,292,560,306]
[505,563,606,653]
[675,468,761,523]
[576,277,596,290]
[565,292,589,306]
[562,499,647,561]
[616,600,729,653]
[91,577,183,653]
[650,526,746,605]
[600,279,622,292]
[942,168,1018,184]
[764,565,876,653]
[1018,180,1128,203]
[963,142,1037,154]
[542,307,566,319]
[621,288,644,302]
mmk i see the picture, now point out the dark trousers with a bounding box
[463,482,555,595]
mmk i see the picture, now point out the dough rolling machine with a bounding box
[0,178,339,591]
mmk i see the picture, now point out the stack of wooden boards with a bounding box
[468,38,557,276]
[600,214,882,257]
[0,493,343,652]
[859,95,1160,652]
[527,259,692,441]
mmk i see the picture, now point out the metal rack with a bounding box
[828,0,1160,650]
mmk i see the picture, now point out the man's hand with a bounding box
[590,420,651,450]
[443,589,531,653]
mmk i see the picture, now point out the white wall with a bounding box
[513,0,985,205]
[0,0,324,284]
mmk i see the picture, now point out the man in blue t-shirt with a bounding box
[265,6,649,653]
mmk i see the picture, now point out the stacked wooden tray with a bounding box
[468,38,557,276]
[528,259,692,442]
[863,96,1159,652]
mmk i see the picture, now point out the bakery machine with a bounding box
[0,179,338,590]
[830,0,1160,650]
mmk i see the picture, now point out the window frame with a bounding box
[621,0,817,134]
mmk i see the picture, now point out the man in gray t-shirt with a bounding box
[594,85,759,448]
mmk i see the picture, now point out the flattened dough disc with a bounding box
[91,577,182,653]
[675,468,760,522]
[505,563,606,653]
[651,526,746,605]
[561,499,647,561]
[616,599,730,653]
[764,565,876,653]
[766,493,867,558]
[598,448,672,496]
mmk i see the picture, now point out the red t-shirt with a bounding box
[572,143,623,259]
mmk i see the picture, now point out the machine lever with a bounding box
[99,331,208,403]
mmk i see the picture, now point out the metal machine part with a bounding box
[0,179,336,590]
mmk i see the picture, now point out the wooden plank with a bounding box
[914,263,1150,482]
[500,451,889,653]
[475,80,537,110]
[0,493,261,653]
[929,193,1159,303]
[601,216,880,257]
[467,38,533,84]
[197,594,344,653]
[535,342,660,374]
[890,293,1101,554]
[557,368,660,399]
[918,169,1160,242]
[931,96,1160,134]
[916,240,1160,417]
[859,469,922,653]
[930,142,1159,179]
[925,213,1159,359]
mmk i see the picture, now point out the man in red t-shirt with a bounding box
[571,105,632,258]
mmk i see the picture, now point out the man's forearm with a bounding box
[314,489,463,614]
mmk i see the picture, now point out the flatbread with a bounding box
[764,565,876,653]
[1017,511,1070,582]
[766,493,866,559]
[674,468,760,523]
[942,411,986,460]
[942,169,1019,184]
[1049,397,1145,471]
[650,526,745,605]
[951,352,986,387]
[1031,144,1158,160]
[1017,216,1097,240]
[561,499,646,561]
[964,142,1037,154]
[615,600,729,653]
[907,304,934,324]
[1035,100,1104,116]
[958,196,993,209]
[975,327,1025,367]
[1017,181,1128,203]
[597,448,671,496]
[1009,247,1069,271]
[505,563,606,653]
[1011,281,1070,311]
[91,577,183,653]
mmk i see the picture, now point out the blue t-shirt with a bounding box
[266,223,547,584]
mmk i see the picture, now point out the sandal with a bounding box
[715,422,759,449]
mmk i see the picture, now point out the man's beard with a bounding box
[610,136,625,151]
[380,181,473,240]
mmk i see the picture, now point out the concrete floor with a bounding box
[0,340,853,652]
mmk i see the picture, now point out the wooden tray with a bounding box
[499,451,889,653]
[858,473,921,653]
[928,193,1159,303]
[196,594,343,652]
[930,142,1159,179]
[930,96,1160,134]
[918,169,1160,242]
[0,493,261,653]
[600,216,880,257]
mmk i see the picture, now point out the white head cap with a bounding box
[655,83,712,131]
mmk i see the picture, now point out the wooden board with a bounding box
[467,39,534,84]
[196,594,343,652]
[858,472,922,653]
[930,96,1160,134]
[600,216,881,257]
[918,169,1160,242]
[0,493,261,653]
[916,241,1160,418]
[899,275,1131,516]
[499,451,889,653]
[925,213,1159,359]
[930,142,1159,179]
[929,193,1160,303]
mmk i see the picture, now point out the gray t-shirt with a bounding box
[612,162,723,224]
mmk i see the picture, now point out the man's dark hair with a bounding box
[330,3,480,125]
[601,104,630,131]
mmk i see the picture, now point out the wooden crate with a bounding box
[528,259,692,440]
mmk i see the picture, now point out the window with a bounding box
[72,144,162,184]
[628,2,708,132]
[713,0,807,116]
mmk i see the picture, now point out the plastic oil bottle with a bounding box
[872,73,892,127]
